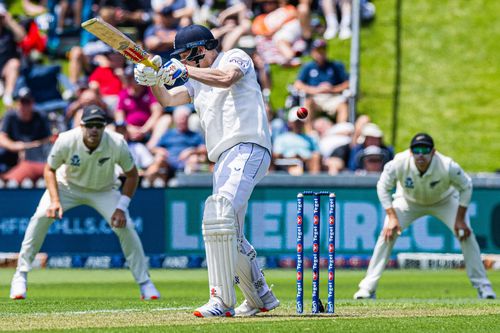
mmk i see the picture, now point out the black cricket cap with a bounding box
[410,133,434,149]
[81,105,108,124]
[171,25,218,56]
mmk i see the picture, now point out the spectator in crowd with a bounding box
[293,39,349,131]
[322,0,352,40]
[356,145,391,174]
[251,0,302,66]
[348,122,393,171]
[273,107,321,175]
[113,120,156,180]
[211,2,251,52]
[0,89,52,184]
[115,67,164,144]
[315,120,354,175]
[55,0,83,35]
[144,6,179,60]
[0,4,26,107]
[354,133,496,300]
[88,52,125,110]
[151,0,193,27]
[147,106,207,180]
[65,87,109,127]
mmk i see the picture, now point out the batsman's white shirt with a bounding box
[377,150,472,208]
[48,128,134,190]
[185,48,272,162]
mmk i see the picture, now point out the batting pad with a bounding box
[235,243,265,309]
[202,195,238,307]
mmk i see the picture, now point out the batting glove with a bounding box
[158,58,189,86]
[134,55,163,86]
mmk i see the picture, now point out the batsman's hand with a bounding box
[111,209,127,228]
[382,215,402,242]
[46,201,63,219]
[134,55,163,86]
[158,58,188,86]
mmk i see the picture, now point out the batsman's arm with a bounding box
[186,64,243,88]
[151,85,191,107]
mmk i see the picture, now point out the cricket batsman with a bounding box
[10,105,160,301]
[134,24,280,317]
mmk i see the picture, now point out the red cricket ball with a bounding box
[296,107,308,120]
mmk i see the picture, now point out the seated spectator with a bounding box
[348,122,394,171]
[322,0,352,40]
[273,107,321,175]
[113,119,157,180]
[115,67,164,143]
[252,0,303,66]
[148,106,207,180]
[356,145,391,174]
[144,6,179,60]
[211,2,251,51]
[151,0,193,27]
[0,5,26,107]
[88,52,125,110]
[55,0,83,35]
[0,89,52,184]
[65,87,109,127]
[294,39,349,131]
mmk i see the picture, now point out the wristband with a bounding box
[116,195,131,211]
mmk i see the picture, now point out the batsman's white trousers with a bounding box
[213,143,272,298]
[359,192,492,292]
[16,183,150,284]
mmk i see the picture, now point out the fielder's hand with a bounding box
[46,201,63,219]
[382,215,402,242]
[158,58,189,86]
[454,219,471,241]
[111,209,127,228]
[134,55,163,86]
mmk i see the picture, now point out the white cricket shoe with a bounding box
[193,297,235,318]
[10,271,27,300]
[338,26,352,40]
[235,290,280,317]
[323,26,338,40]
[353,288,376,299]
[477,284,496,299]
[140,280,160,300]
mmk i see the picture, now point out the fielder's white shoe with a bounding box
[140,280,160,300]
[477,284,496,299]
[353,288,376,299]
[10,271,27,300]
[193,297,235,318]
[235,290,280,317]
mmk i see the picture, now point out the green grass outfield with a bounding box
[0,269,499,332]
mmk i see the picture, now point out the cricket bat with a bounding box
[81,18,159,70]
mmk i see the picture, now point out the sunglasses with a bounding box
[411,146,432,155]
[84,123,105,129]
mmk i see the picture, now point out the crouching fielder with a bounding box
[10,105,160,301]
[134,25,280,317]
[354,133,496,300]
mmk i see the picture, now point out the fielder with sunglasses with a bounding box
[354,133,496,300]
[10,105,160,301]
[134,24,279,317]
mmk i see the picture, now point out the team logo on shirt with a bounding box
[430,180,441,188]
[404,177,414,189]
[70,155,80,167]
[98,157,111,166]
